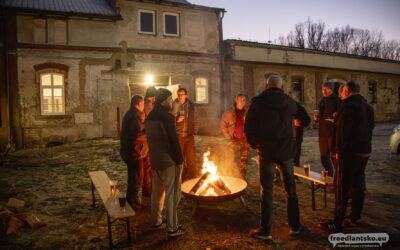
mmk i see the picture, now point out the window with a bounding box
[40,73,65,115]
[368,82,377,104]
[163,12,179,36]
[195,78,209,104]
[292,78,304,102]
[139,10,156,34]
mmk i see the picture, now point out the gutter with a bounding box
[2,8,11,154]
[218,10,226,116]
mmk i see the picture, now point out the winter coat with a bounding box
[334,94,374,155]
[317,94,341,137]
[220,106,248,140]
[171,99,199,136]
[244,87,297,162]
[145,104,183,170]
[294,102,311,143]
[120,108,147,161]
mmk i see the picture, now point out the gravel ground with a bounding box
[0,122,399,249]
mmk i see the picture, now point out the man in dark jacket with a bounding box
[321,81,374,232]
[314,82,341,176]
[289,91,311,167]
[120,95,147,209]
[245,74,301,240]
[145,88,185,238]
[171,88,199,180]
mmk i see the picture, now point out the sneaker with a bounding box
[167,226,186,238]
[289,226,302,236]
[319,221,343,232]
[150,222,166,231]
[250,228,272,241]
[345,216,361,226]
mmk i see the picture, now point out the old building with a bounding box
[223,40,400,122]
[1,1,399,152]
[1,0,224,150]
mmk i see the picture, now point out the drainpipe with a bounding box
[218,10,226,116]
[2,8,12,154]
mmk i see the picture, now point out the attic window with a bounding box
[163,12,179,36]
[139,10,156,34]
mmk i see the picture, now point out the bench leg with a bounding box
[107,214,113,249]
[311,182,316,211]
[324,185,327,208]
[126,217,131,246]
[91,181,96,208]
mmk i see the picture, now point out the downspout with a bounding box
[2,8,12,154]
[218,10,225,116]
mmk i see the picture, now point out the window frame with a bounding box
[291,77,304,103]
[138,9,156,35]
[39,72,66,116]
[163,12,180,37]
[194,77,209,104]
[368,82,378,104]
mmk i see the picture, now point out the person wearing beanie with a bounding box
[314,82,341,176]
[145,88,186,238]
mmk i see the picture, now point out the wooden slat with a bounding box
[251,157,333,185]
[89,171,135,218]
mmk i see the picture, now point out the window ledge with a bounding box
[35,115,73,120]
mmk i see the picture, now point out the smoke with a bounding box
[206,144,242,178]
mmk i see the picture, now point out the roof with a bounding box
[0,0,120,19]
[158,0,225,12]
[225,39,400,64]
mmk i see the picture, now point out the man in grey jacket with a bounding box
[145,88,185,238]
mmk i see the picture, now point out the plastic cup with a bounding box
[304,164,310,176]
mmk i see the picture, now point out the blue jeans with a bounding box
[259,157,301,234]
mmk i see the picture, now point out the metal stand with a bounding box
[91,181,96,208]
[106,214,132,249]
[311,182,328,211]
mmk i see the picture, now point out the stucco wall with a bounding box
[16,48,221,147]
[16,0,220,54]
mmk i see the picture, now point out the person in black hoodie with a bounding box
[320,81,374,232]
[314,82,341,176]
[289,91,311,167]
[245,74,301,240]
[120,95,146,209]
[145,88,186,238]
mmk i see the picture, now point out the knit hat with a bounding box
[323,82,335,91]
[156,88,172,104]
[145,86,157,99]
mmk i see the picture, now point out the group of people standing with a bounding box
[119,72,374,240]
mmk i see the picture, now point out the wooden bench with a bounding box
[89,171,136,248]
[252,158,334,211]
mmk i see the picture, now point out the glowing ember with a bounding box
[189,150,231,196]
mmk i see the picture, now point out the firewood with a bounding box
[207,182,225,196]
[214,177,232,194]
[189,172,211,194]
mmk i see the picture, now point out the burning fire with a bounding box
[189,150,231,196]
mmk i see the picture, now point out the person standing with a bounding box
[171,88,198,180]
[288,92,311,168]
[245,74,301,240]
[120,95,147,209]
[314,82,341,176]
[145,88,185,237]
[141,86,158,197]
[321,81,374,232]
[220,94,250,177]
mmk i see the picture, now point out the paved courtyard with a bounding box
[1,123,399,249]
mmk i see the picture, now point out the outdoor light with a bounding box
[145,74,154,85]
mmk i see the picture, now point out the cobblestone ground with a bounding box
[1,123,399,249]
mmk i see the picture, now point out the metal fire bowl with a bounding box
[181,176,247,203]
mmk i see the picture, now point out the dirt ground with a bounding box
[1,122,399,249]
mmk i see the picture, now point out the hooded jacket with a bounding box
[220,106,248,140]
[334,94,374,155]
[171,99,199,136]
[244,87,297,162]
[318,93,341,137]
[145,103,183,170]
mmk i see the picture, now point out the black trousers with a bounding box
[259,156,301,234]
[334,154,368,224]
[319,137,334,176]
[293,139,302,167]
[125,158,143,206]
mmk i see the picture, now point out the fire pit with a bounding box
[181,150,247,204]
